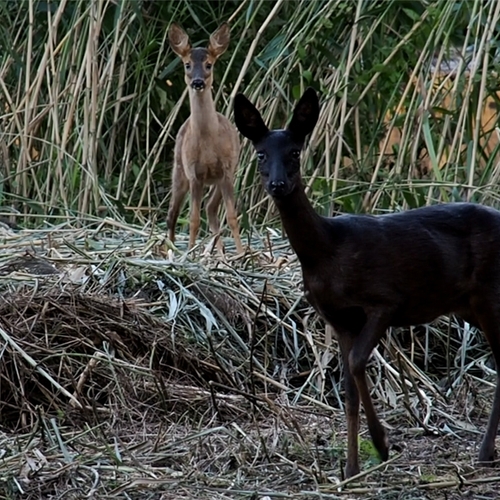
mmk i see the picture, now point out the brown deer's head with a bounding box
[168,23,230,93]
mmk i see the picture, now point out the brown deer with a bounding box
[167,23,243,253]
[234,87,500,478]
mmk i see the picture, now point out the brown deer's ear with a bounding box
[287,87,320,141]
[169,23,191,58]
[234,94,269,144]
[208,23,230,58]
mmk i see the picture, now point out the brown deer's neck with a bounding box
[188,88,219,137]
[274,182,329,261]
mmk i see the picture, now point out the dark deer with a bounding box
[167,23,243,253]
[234,87,500,478]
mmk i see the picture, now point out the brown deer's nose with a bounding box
[191,79,205,91]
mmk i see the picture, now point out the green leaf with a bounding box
[302,69,312,83]
[403,7,421,21]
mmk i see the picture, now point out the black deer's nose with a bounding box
[269,180,286,197]
[191,79,205,91]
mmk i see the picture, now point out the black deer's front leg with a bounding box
[336,330,361,478]
[347,311,391,469]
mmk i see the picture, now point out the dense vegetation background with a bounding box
[1,0,500,235]
[2,3,500,495]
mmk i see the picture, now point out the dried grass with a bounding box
[1,221,500,498]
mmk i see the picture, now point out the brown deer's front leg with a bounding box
[206,185,224,252]
[167,162,189,244]
[206,185,222,236]
[188,179,204,249]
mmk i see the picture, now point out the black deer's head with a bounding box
[234,88,320,197]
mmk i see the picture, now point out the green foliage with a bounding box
[359,437,383,468]
[1,0,500,230]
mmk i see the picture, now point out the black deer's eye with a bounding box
[206,63,213,70]
[291,150,301,160]
[184,63,191,70]
[256,152,265,162]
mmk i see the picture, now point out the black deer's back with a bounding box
[301,203,500,330]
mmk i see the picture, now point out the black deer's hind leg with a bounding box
[471,294,500,463]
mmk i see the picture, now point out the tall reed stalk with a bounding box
[0,0,499,231]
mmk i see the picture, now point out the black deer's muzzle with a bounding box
[268,179,287,197]
[191,79,206,91]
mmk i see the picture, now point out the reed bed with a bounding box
[1,0,500,227]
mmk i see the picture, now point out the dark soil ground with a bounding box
[1,404,499,499]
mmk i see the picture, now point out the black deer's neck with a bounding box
[274,182,329,261]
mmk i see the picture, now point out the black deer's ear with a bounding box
[234,94,269,143]
[287,87,320,141]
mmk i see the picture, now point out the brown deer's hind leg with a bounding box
[471,296,500,463]
[167,163,189,244]
[219,176,243,253]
